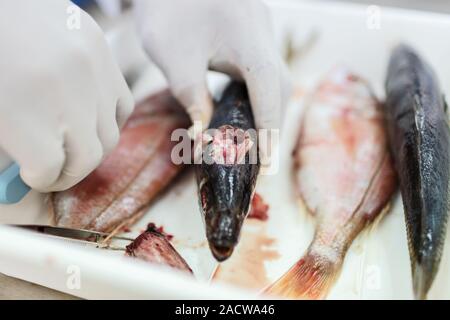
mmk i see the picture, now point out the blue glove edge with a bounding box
[0,163,31,204]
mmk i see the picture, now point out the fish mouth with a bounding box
[205,211,242,262]
[209,243,236,262]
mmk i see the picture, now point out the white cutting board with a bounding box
[1,0,450,299]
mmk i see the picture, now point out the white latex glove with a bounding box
[133,0,290,164]
[96,0,123,17]
[0,0,134,192]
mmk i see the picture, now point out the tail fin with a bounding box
[264,252,342,300]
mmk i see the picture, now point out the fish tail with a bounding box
[412,257,441,300]
[412,263,429,300]
[264,249,342,300]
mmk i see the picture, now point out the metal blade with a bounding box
[11,225,134,244]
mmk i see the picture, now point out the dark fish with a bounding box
[196,82,260,262]
[385,44,450,299]
[125,224,193,274]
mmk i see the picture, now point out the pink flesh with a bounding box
[294,68,397,255]
[52,91,191,232]
[211,126,253,165]
[200,125,254,166]
[125,230,192,273]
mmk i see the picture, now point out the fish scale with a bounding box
[385,44,450,299]
[195,82,260,262]
[265,67,397,300]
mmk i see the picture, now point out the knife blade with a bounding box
[11,225,134,249]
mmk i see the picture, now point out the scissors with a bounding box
[0,147,30,204]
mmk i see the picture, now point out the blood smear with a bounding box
[212,194,279,290]
[248,193,270,221]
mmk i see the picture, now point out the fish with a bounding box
[51,91,191,233]
[125,223,193,274]
[265,67,397,299]
[195,82,260,262]
[384,44,450,299]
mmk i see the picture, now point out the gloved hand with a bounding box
[133,0,290,166]
[0,0,134,192]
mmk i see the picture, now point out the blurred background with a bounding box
[76,0,450,16]
[330,0,450,13]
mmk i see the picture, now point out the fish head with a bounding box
[197,164,255,261]
[196,125,259,262]
[412,221,449,300]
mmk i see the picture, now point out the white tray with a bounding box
[1,0,450,299]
